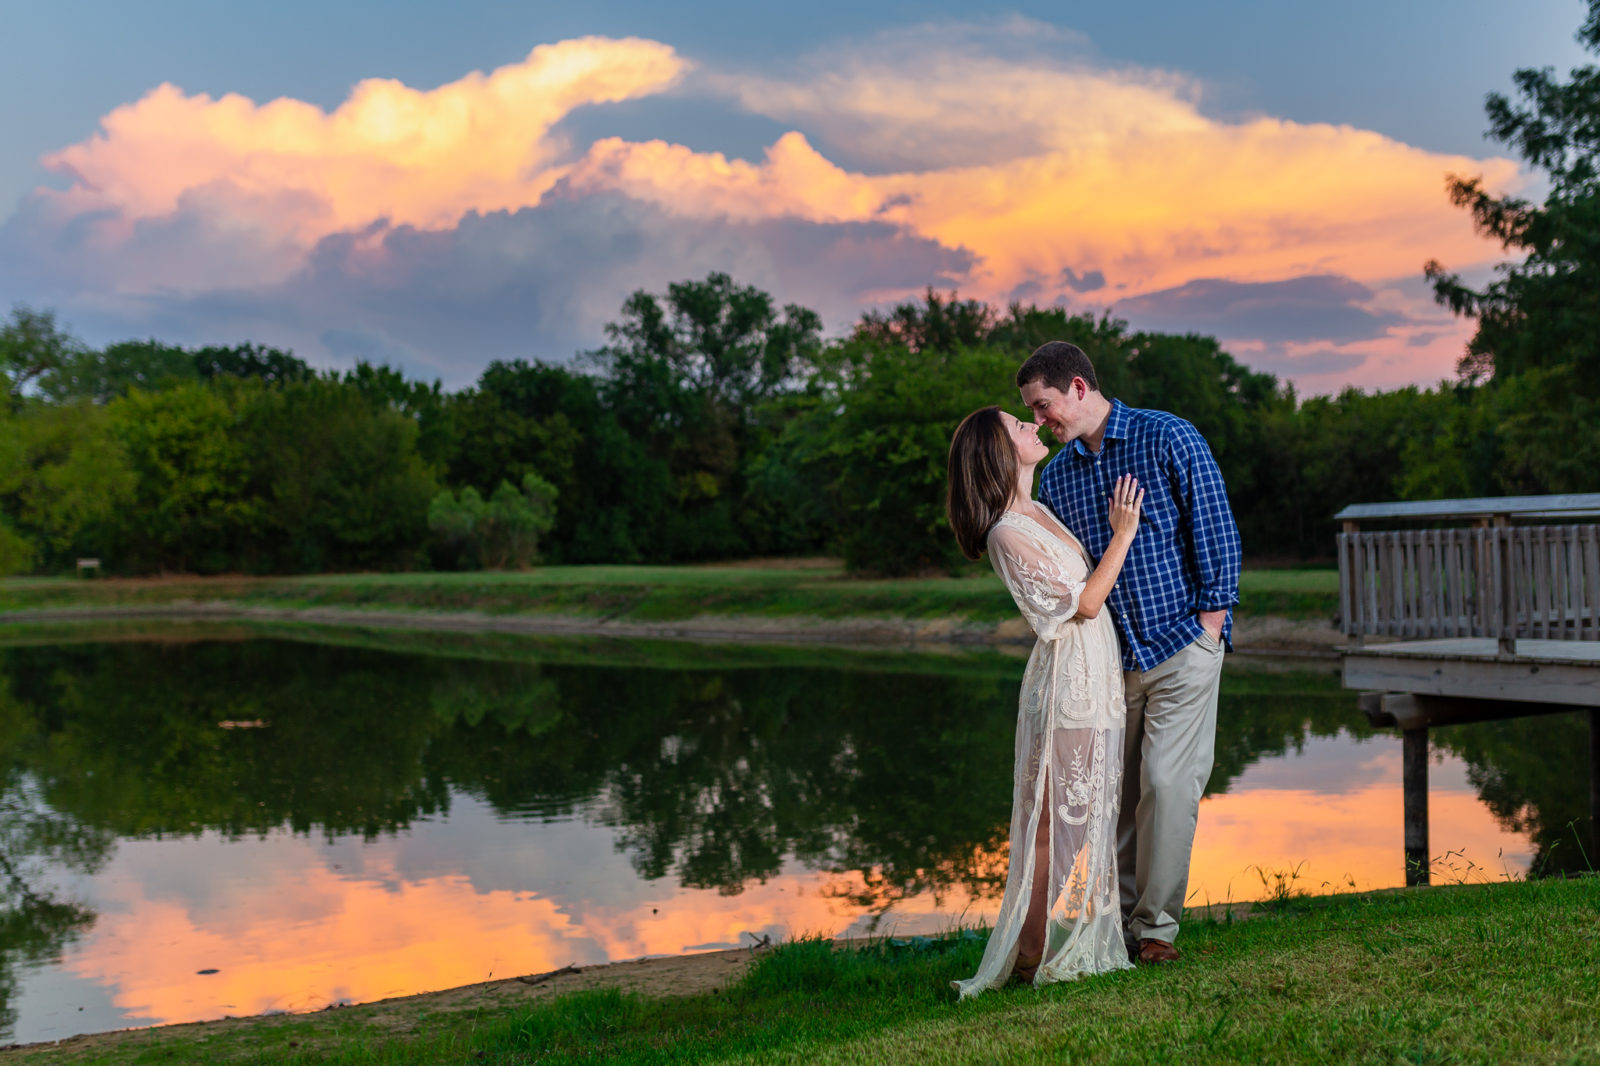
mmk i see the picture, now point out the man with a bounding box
[1017,340,1241,965]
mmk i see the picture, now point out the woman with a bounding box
[947,406,1143,997]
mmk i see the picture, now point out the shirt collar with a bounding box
[1069,398,1129,457]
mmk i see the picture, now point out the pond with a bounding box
[0,623,1591,1045]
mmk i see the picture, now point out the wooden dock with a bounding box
[1335,494,1600,884]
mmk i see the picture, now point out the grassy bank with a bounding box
[0,619,1350,689]
[0,564,1339,625]
[8,876,1596,1065]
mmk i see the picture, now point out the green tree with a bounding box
[1424,0,1600,493]
[1260,387,1431,557]
[428,473,558,570]
[38,339,197,404]
[447,360,670,564]
[1426,1,1600,390]
[804,295,1292,570]
[853,288,996,354]
[342,361,455,472]
[235,377,438,572]
[0,403,134,574]
[0,307,81,408]
[590,273,823,560]
[105,382,255,573]
[803,340,1024,574]
[192,342,313,386]
[427,485,486,570]
[598,273,823,419]
[0,411,35,575]
[855,295,1139,400]
[1434,712,1594,877]
[0,675,107,1039]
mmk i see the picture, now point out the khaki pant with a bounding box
[1117,633,1225,946]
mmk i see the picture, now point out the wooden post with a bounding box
[1403,727,1429,886]
[1494,516,1517,657]
[1591,709,1600,864]
[1341,520,1363,647]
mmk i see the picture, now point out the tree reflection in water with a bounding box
[0,628,1590,1035]
[0,676,109,1038]
[1434,713,1595,878]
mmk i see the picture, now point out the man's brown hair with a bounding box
[1016,341,1098,393]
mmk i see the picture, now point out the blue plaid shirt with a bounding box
[1038,400,1242,672]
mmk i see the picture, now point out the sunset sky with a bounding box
[0,0,1591,393]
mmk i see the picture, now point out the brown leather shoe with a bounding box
[1136,938,1181,964]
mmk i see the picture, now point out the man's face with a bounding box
[1020,379,1081,443]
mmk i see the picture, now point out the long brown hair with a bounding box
[947,406,1017,560]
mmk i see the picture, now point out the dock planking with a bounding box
[1334,495,1600,885]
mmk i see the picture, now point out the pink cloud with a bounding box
[40,37,687,247]
[1,23,1528,391]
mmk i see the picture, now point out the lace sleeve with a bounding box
[987,520,1086,641]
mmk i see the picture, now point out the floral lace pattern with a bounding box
[952,509,1132,998]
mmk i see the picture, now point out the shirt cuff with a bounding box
[1194,593,1238,611]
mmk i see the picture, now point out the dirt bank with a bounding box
[1,946,766,1060]
[0,603,1349,655]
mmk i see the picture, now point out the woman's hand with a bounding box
[1075,475,1144,619]
[1107,474,1144,541]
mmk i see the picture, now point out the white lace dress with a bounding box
[953,508,1133,998]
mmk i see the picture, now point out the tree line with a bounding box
[2,7,1597,578]
[0,275,1585,579]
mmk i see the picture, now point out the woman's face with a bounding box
[1003,412,1050,466]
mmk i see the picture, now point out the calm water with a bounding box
[0,624,1591,1044]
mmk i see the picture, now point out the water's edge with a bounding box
[0,604,1345,657]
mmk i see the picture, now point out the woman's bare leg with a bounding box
[1014,787,1052,979]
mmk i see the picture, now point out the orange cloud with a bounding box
[568,98,1520,307]
[41,37,687,246]
[37,29,1518,307]
[570,132,885,224]
[14,24,1527,388]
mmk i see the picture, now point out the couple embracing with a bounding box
[947,341,1241,996]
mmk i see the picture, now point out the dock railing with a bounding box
[1336,494,1600,652]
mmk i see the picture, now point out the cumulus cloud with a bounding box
[39,37,687,248]
[571,112,1518,310]
[712,17,1185,172]
[0,22,1526,391]
[1114,275,1403,345]
[69,194,971,387]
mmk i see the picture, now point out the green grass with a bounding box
[9,877,1596,1065]
[1236,569,1340,621]
[0,565,1341,625]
